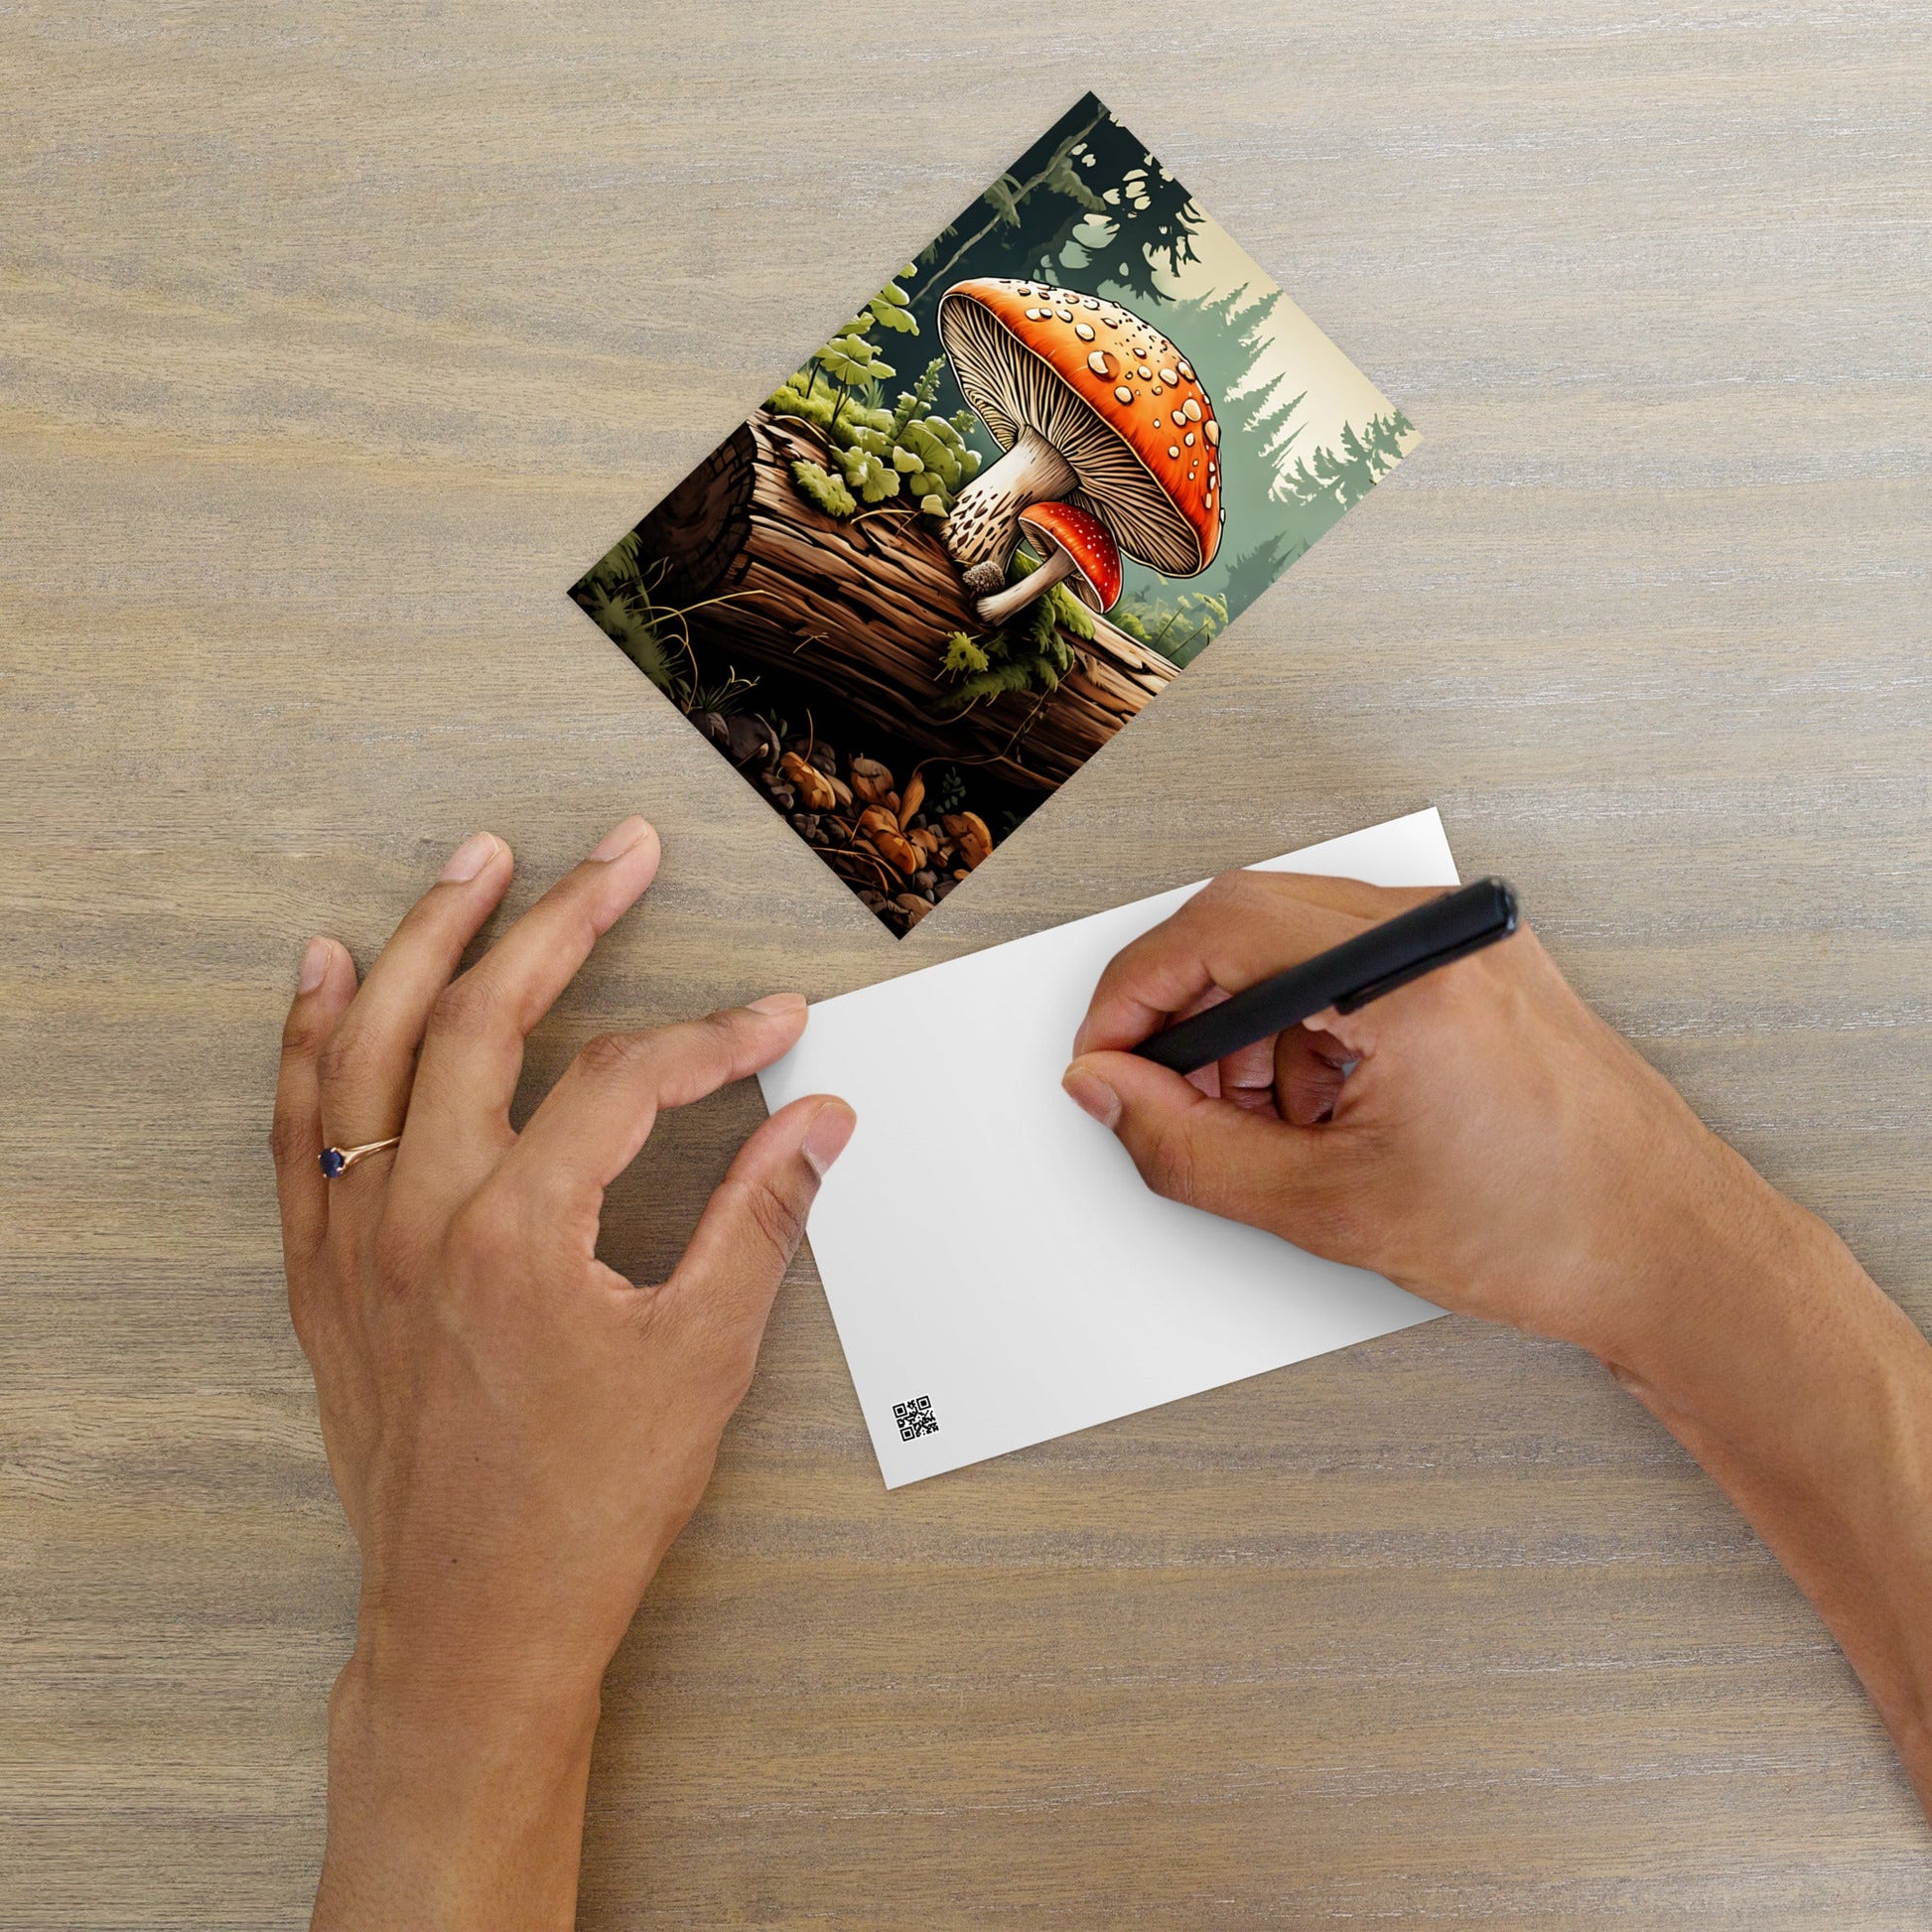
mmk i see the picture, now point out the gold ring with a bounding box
[320,1137,401,1178]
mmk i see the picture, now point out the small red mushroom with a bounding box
[973,501,1122,627]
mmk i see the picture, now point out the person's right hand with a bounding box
[1061,869,1778,1361]
[1066,869,1932,1827]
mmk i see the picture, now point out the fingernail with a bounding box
[1062,1065,1122,1130]
[591,815,651,863]
[802,1101,856,1178]
[297,936,331,993]
[439,832,500,884]
[749,992,807,1017]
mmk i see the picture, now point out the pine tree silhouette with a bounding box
[1283,408,1416,512]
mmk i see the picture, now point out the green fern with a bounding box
[929,549,1094,713]
[890,358,944,440]
[577,579,679,694]
[935,658,1037,710]
[941,631,989,675]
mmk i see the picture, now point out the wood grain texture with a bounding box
[3,1,1928,1924]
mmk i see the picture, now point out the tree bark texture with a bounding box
[632,412,1179,792]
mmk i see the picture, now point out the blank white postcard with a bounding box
[759,808,1459,1486]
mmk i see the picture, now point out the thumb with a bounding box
[1063,1049,1354,1253]
[659,1095,856,1376]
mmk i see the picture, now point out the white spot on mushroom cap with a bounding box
[1203,420,1220,446]
[1168,444,1180,459]
[1088,349,1111,375]
[1184,431,1196,447]
[1114,384,1134,404]
[1159,366,1178,385]
[1074,322,1094,341]
[1177,358,1194,380]
[1055,307,1073,322]
[1182,398,1202,422]
[1137,365,1152,380]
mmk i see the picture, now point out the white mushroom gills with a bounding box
[938,279,1222,583]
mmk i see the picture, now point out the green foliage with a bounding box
[929,764,969,817]
[941,631,989,675]
[1047,580,1094,641]
[1111,589,1230,667]
[865,281,917,333]
[834,444,898,504]
[815,330,894,391]
[571,532,679,691]
[765,264,983,523]
[889,356,942,439]
[570,531,762,714]
[789,459,858,519]
[931,552,1088,713]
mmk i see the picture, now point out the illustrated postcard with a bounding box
[570,92,1414,934]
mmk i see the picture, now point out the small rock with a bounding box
[725,715,773,766]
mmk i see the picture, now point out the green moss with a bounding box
[789,459,859,520]
[930,550,1093,715]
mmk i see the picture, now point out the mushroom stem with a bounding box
[973,546,1076,627]
[942,426,1076,594]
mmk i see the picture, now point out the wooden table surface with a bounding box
[5,2,1929,1924]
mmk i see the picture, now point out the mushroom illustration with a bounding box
[973,500,1122,627]
[937,278,1224,598]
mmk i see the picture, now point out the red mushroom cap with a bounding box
[937,278,1223,577]
[1016,501,1121,613]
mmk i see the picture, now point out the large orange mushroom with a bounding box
[937,278,1224,598]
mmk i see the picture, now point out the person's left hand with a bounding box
[271,817,854,1930]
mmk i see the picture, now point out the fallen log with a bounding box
[627,412,1178,792]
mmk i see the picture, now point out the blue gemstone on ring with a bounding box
[319,1148,346,1178]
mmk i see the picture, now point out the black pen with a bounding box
[1133,877,1520,1075]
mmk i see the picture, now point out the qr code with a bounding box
[893,1395,939,1443]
